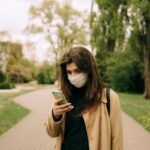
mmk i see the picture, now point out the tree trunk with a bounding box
[144,19,150,99]
[144,49,150,99]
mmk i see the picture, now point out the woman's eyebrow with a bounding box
[75,68,81,71]
[66,68,79,72]
[66,70,71,72]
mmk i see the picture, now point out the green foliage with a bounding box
[26,0,88,60]
[0,41,23,74]
[127,31,144,61]
[91,0,125,52]
[96,0,125,9]
[107,51,144,93]
[19,59,37,79]
[130,0,150,19]
[36,63,56,84]
[0,40,37,85]
[91,0,150,97]
[96,49,111,81]
[7,57,36,84]
[0,71,6,82]
[0,81,14,89]
[0,71,14,89]
[91,1,126,83]
[0,41,22,61]
[8,64,33,83]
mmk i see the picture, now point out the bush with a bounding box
[36,63,56,84]
[0,81,15,89]
[0,71,6,82]
[0,71,15,89]
[8,64,33,83]
[107,51,144,93]
[37,72,45,84]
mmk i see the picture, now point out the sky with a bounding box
[0,0,91,62]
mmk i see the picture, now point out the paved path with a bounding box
[0,87,150,150]
[122,112,150,150]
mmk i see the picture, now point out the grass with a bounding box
[2,84,149,135]
[0,84,53,135]
[119,92,150,132]
[0,90,35,135]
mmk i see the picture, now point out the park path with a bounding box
[0,87,150,150]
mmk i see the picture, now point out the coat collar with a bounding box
[101,97,107,103]
[100,88,107,104]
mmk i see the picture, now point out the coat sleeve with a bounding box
[44,108,64,138]
[110,90,124,150]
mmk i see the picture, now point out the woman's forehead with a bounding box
[66,62,78,70]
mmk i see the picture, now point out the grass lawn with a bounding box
[119,93,150,132]
[0,84,53,135]
[0,90,35,135]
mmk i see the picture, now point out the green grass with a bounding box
[0,89,35,135]
[119,93,150,132]
[0,84,52,135]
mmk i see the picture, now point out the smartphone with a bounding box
[52,91,68,105]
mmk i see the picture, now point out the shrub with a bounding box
[0,71,6,82]
[107,51,144,93]
[36,64,56,84]
[8,64,33,83]
[0,81,15,89]
[0,71,15,89]
[37,72,45,84]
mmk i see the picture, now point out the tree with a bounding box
[24,40,37,62]
[0,41,22,72]
[127,0,150,98]
[0,41,35,83]
[107,51,144,93]
[91,0,150,99]
[90,0,126,80]
[25,0,88,78]
[36,61,56,84]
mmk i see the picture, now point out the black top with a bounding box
[61,86,89,150]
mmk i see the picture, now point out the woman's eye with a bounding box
[67,69,82,75]
[67,71,71,74]
[76,69,82,73]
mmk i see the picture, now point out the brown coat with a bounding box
[44,88,124,150]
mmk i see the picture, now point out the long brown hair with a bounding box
[59,45,104,111]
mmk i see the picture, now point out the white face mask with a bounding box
[68,73,88,88]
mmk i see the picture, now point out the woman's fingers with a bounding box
[54,102,72,109]
[57,105,74,113]
[52,102,74,116]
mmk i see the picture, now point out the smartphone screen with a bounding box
[52,91,68,105]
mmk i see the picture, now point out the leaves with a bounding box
[25,0,88,63]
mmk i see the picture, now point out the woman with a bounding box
[44,45,124,150]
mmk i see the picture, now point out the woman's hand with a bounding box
[52,99,74,120]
